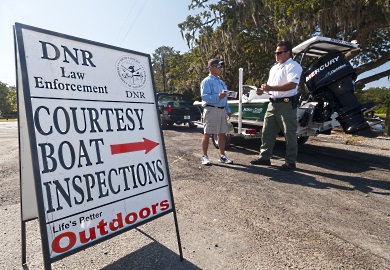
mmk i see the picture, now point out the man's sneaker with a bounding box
[278,163,296,171]
[219,155,233,164]
[202,155,211,165]
[250,158,271,166]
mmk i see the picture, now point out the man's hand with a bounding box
[256,88,264,95]
[256,84,272,95]
[261,83,271,93]
[227,113,231,120]
[218,91,228,99]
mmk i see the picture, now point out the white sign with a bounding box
[15,23,175,262]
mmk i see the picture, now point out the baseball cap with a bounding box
[208,59,224,67]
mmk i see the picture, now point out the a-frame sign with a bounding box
[14,23,182,269]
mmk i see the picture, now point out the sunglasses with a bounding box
[275,51,287,55]
[212,65,223,69]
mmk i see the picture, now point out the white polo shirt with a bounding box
[267,58,302,98]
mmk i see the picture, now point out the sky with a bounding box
[0,0,196,87]
[0,0,388,89]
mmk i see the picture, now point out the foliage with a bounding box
[0,82,17,118]
[152,46,181,92]
[168,50,206,100]
[178,0,278,91]
[263,0,390,89]
[8,87,17,113]
[355,87,390,114]
[0,82,8,115]
[160,0,389,99]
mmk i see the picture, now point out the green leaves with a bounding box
[0,82,17,118]
[153,0,389,98]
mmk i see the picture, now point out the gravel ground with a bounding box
[0,121,389,270]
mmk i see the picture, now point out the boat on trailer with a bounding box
[195,36,378,148]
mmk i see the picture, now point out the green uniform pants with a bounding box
[259,102,298,164]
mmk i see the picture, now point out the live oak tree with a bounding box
[178,0,278,91]
[152,46,180,93]
[263,0,390,89]
[167,50,206,100]
[0,82,17,118]
[175,0,389,95]
[152,46,205,100]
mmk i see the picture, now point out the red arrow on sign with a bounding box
[110,138,159,155]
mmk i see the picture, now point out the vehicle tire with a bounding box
[297,136,309,145]
[212,134,231,149]
[160,115,168,130]
[188,122,196,129]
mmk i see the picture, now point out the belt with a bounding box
[269,96,293,103]
[206,105,225,109]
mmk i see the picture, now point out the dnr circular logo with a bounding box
[116,56,147,89]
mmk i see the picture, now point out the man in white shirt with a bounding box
[251,41,302,171]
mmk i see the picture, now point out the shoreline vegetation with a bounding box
[0,118,17,122]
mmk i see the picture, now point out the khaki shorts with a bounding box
[203,107,229,134]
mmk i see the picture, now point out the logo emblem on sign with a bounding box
[116,56,147,89]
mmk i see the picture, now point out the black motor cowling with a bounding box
[304,51,370,134]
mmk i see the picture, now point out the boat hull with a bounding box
[228,100,269,126]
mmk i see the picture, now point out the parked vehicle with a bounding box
[195,36,379,148]
[157,92,201,129]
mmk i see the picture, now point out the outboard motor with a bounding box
[304,51,370,134]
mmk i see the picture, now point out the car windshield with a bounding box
[158,94,184,102]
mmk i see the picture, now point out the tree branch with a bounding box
[355,69,390,89]
[355,53,390,75]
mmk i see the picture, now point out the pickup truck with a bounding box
[157,92,201,129]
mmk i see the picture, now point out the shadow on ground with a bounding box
[164,126,390,194]
[212,137,390,195]
[101,229,201,270]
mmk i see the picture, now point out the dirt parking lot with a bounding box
[0,121,389,269]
